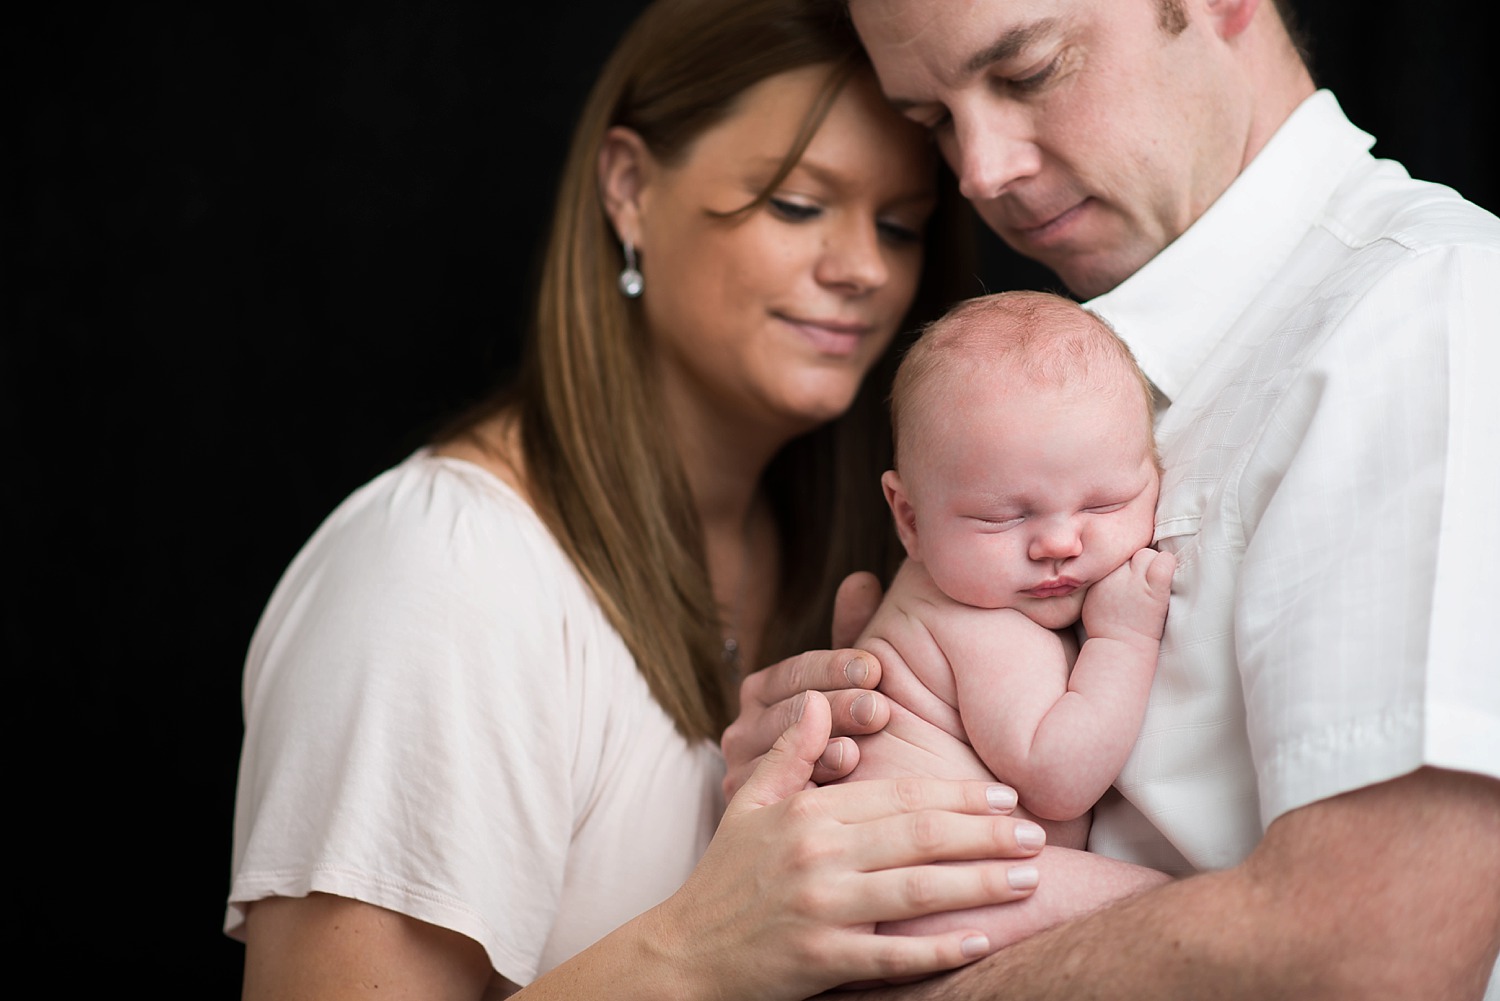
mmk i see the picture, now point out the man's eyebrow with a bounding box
[963,19,1057,76]
[886,19,1059,113]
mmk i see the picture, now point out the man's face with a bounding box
[849,0,1253,298]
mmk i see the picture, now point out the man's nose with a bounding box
[949,110,1041,204]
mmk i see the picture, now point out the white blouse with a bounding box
[225,451,725,985]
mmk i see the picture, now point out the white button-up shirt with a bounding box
[1085,91,1500,889]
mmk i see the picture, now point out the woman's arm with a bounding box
[243,693,1047,1001]
[243,894,507,1001]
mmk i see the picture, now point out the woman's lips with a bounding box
[779,314,872,357]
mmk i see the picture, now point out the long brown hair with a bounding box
[448,0,976,741]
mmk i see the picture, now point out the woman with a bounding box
[228,0,1045,996]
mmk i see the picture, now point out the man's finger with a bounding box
[833,571,883,649]
[723,685,890,780]
[738,648,883,711]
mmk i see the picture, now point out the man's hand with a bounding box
[721,572,889,800]
[835,768,1500,1000]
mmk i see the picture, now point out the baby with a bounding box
[843,289,1175,854]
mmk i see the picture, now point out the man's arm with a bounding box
[845,767,1500,1000]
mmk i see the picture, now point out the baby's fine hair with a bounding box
[890,290,1157,467]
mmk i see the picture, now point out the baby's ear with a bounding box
[881,469,921,560]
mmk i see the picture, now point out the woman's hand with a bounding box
[721,572,889,800]
[648,691,1047,1001]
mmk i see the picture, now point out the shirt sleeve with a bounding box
[1234,240,1500,826]
[226,460,579,981]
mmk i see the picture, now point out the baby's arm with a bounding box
[953,547,1175,823]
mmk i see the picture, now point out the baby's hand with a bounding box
[1080,547,1176,651]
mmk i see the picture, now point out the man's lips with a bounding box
[1025,577,1083,599]
[1007,198,1090,246]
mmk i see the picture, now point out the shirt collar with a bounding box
[1086,90,1375,407]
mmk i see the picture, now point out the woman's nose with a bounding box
[815,219,889,293]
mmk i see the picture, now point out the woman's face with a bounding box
[631,65,938,443]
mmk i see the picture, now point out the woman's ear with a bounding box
[598,125,653,248]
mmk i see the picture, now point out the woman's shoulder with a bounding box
[336,447,544,552]
[245,446,607,701]
[268,444,574,630]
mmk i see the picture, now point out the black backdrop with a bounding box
[12,2,1494,992]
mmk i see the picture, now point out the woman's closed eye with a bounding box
[771,195,924,247]
[877,217,923,245]
[769,196,821,222]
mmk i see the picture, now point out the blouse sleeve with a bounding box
[226,456,582,980]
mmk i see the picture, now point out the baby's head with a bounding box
[883,290,1160,628]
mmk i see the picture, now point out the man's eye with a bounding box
[1011,57,1060,93]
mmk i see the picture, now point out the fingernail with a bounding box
[1015,822,1046,850]
[1007,865,1039,890]
[818,741,844,772]
[986,785,1018,812]
[791,691,807,722]
[850,693,875,726]
[960,934,991,958]
[843,657,870,686]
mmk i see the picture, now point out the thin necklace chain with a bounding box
[720,506,758,670]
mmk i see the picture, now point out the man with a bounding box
[722,0,1500,995]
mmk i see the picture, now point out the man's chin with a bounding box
[990,235,1133,302]
[1040,255,1132,301]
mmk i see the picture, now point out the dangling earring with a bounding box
[618,240,644,298]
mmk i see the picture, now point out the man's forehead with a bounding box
[849,0,1070,86]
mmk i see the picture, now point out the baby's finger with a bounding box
[1145,548,1177,595]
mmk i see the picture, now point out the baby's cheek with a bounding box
[934,556,1018,610]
